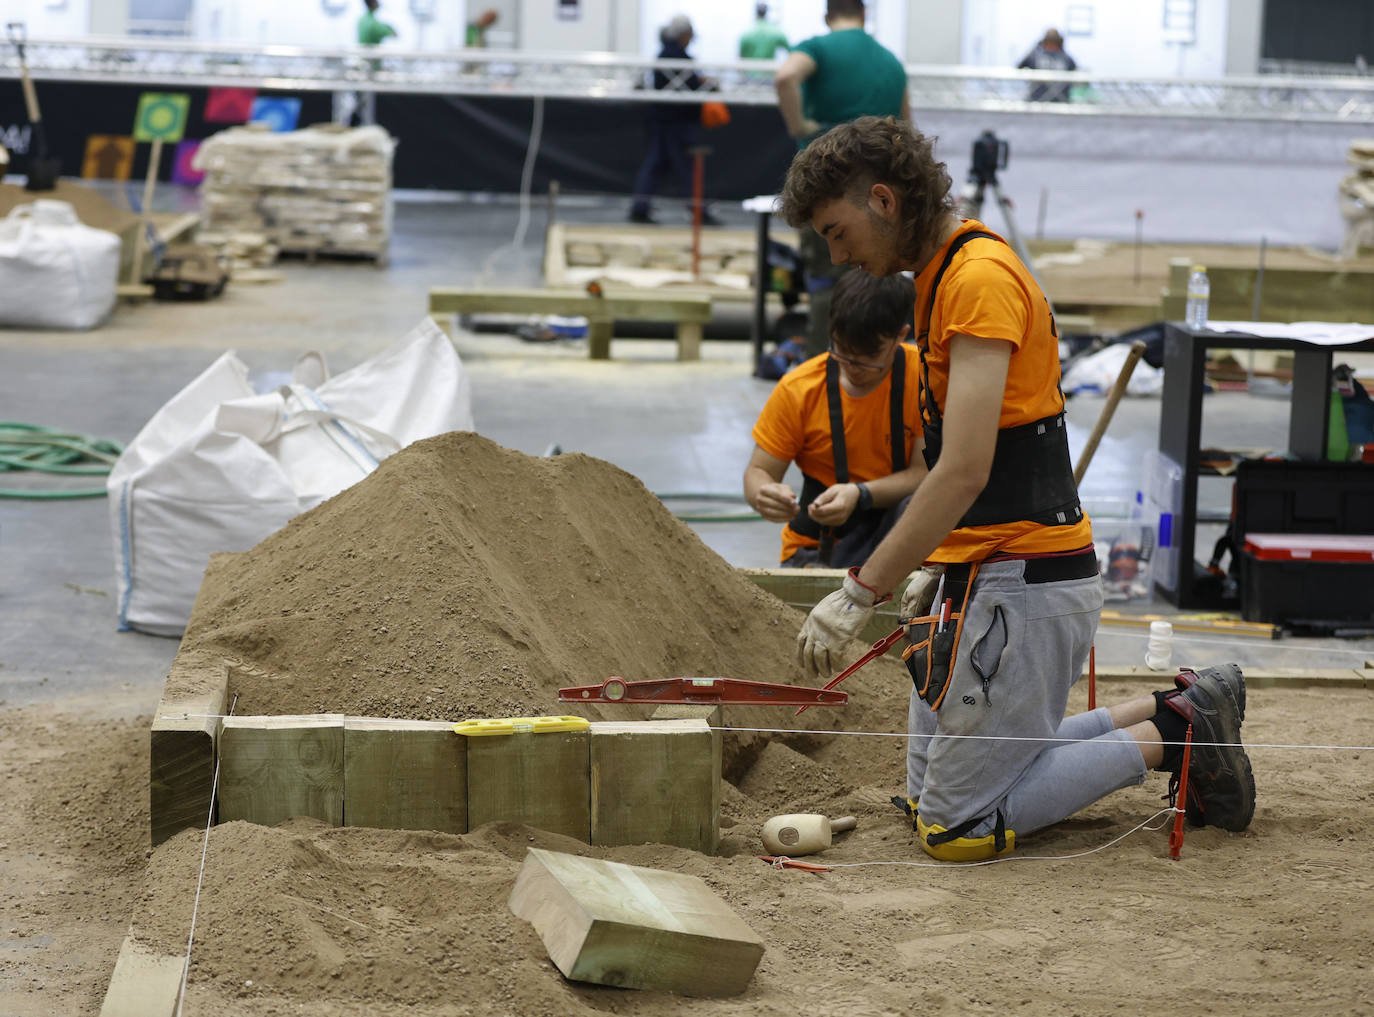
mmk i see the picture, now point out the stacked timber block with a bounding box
[183,708,718,852]
[195,123,394,261]
[1159,256,1374,323]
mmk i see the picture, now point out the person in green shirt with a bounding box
[739,3,789,60]
[774,0,910,358]
[357,0,397,47]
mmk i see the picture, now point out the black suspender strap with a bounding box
[889,345,907,474]
[824,355,848,485]
[916,230,999,433]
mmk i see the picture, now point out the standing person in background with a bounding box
[466,8,498,48]
[629,15,721,226]
[740,3,789,60]
[357,0,397,46]
[1018,28,1076,102]
[774,0,909,357]
[349,0,397,126]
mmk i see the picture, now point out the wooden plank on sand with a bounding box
[98,933,185,1017]
[218,715,345,827]
[343,718,467,833]
[590,719,719,852]
[508,847,764,997]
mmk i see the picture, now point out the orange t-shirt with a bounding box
[913,219,1093,562]
[752,347,923,563]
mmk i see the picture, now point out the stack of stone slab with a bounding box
[1340,138,1374,258]
[194,123,394,261]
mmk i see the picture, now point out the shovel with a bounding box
[7,22,61,192]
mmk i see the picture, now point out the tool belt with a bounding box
[902,561,978,711]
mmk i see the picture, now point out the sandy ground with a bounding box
[4,676,1374,1017]
[5,435,1374,1016]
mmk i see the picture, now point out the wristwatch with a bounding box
[855,482,873,512]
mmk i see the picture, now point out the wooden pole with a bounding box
[690,147,705,279]
[1073,340,1147,486]
[130,136,162,285]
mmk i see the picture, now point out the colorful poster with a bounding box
[81,135,135,180]
[172,139,204,186]
[133,93,191,143]
[249,97,302,133]
[205,87,258,124]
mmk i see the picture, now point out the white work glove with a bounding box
[899,565,945,622]
[795,567,889,677]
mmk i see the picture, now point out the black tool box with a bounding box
[1232,460,1374,624]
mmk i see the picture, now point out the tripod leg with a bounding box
[990,182,1057,318]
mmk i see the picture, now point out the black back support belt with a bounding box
[915,230,1082,530]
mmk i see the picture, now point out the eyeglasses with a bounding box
[828,342,896,372]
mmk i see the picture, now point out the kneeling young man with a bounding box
[782,116,1255,859]
[745,270,923,568]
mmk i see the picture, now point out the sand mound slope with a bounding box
[176,432,910,776]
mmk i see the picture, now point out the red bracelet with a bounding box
[847,566,892,606]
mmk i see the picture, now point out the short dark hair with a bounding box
[828,270,913,357]
[779,116,954,266]
[827,0,865,18]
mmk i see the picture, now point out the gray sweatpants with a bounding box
[906,559,1146,839]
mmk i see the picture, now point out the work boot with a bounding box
[628,208,657,225]
[1162,665,1255,831]
[1174,664,1245,722]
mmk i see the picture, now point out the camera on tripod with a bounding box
[969,130,1009,186]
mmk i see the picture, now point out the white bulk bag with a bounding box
[108,317,474,636]
[0,199,121,330]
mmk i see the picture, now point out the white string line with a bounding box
[715,724,1374,752]
[789,807,1180,872]
[158,713,1374,753]
[175,692,237,1017]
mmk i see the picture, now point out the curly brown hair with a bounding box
[778,116,954,265]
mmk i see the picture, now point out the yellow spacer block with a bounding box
[454,715,591,737]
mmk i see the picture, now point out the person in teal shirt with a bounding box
[740,3,789,60]
[774,0,909,357]
[357,0,397,47]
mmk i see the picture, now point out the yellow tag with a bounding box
[453,715,591,737]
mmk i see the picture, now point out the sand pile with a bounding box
[173,431,910,778]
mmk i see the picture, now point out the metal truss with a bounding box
[3,36,1374,124]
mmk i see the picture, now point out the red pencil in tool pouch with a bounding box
[902,562,979,710]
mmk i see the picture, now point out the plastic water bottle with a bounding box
[1144,621,1174,671]
[1185,265,1210,329]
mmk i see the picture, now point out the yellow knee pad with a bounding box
[916,812,1016,862]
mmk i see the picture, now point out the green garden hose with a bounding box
[656,492,762,523]
[0,422,124,499]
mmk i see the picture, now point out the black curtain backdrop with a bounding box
[0,81,798,202]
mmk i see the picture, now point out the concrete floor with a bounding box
[2,192,1370,717]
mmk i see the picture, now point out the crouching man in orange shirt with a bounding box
[744,270,924,568]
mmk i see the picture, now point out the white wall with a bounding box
[520,0,617,52]
[637,0,906,63]
[961,0,1231,78]
[2,0,95,37]
[1225,0,1263,74]
[190,0,469,51]
[907,0,963,66]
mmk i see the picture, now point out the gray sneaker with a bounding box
[1163,664,1255,831]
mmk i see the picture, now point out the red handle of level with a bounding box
[795,624,907,717]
